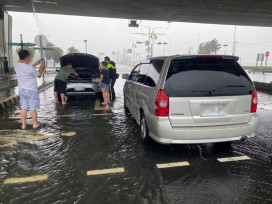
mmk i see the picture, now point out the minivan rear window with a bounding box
[164,57,254,97]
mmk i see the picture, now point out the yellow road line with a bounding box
[61,132,76,137]
[156,161,190,169]
[94,98,101,110]
[0,130,10,132]
[94,98,113,111]
[93,113,112,116]
[57,115,75,118]
[87,167,125,176]
[217,155,250,163]
[3,174,48,184]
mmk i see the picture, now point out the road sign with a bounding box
[265,51,270,57]
[8,42,36,47]
[257,53,264,61]
[34,34,48,48]
[34,47,53,50]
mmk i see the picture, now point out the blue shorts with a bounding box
[19,89,40,111]
[100,83,110,89]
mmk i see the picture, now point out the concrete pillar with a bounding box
[0,7,13,72]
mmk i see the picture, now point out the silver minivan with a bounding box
[122,55,259,144]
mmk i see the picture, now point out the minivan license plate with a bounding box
[202,105,222,116]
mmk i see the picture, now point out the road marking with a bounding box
[156,161,190,169]
[0,140,18,148]
[0,130,10,132]
[61,132,76,137]
[217,155,250,163]
[0,130,77,148]
[93,113,112,116]
[87,167,125,176]
[57,115,75,118]
[94,99,113,111]
[3,174,48,184]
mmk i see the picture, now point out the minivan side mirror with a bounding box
[122,74,130,80]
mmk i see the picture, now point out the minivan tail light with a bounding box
[251,88,258,113]
[155,89,169,116]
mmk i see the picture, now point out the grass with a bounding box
[243,66,272,69]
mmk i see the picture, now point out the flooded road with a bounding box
[0,67,272,204]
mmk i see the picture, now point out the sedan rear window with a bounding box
[164,57,254,97]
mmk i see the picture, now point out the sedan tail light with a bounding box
[251,88,258,113]
[155,89,169,116]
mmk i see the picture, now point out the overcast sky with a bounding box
[10,11,272,65]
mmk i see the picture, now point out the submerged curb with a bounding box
[0,81,54,110]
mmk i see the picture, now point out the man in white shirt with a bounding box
[14,50,45,129]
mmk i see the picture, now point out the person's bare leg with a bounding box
[20,109,27,129]
[102,89,108,105]
[30,110,40,128]
[60,93,66,104]
[106,88,110,103]
[54,92,58,103]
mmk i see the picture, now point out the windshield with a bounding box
[164,57,254,97]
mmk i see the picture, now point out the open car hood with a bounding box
[60,53,100,80]
[60,53,99,68]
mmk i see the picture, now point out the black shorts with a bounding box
[54,79,67,94]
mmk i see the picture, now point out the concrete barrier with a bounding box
[0,81,54,110]
[254,81,272,94]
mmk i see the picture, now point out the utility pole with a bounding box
[20,34,24,50]
[169,38,172,56]
[232,26,237,56]
[133,26,165,58]
[84,40,87,54]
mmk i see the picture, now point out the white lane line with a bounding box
[156,161,190,169]
[217,155,250,163]
[93,113,112,116]
[87,167,125,176]
[3,174,49,184]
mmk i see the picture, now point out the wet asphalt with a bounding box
[0,67,272,204]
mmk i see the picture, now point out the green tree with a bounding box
[44,42,64,66]
[198,38,221,54]
[52,47,64,67]
[16,45,36,58]
[67,46,80,54]
[45,42,55,60]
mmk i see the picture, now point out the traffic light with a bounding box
[129,20,139,27]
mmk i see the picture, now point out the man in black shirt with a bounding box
[104,56,117,101]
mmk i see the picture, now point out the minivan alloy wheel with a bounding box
[141,117,147,140]
[140,115,151,144]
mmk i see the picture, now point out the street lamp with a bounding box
[223,44,228,55]
[84,40,87,54]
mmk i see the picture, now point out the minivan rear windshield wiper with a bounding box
[208,76,244,95]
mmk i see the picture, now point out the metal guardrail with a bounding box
[254,81,272,94]
[248,69,272,74]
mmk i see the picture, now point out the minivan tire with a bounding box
[140,114,151,144]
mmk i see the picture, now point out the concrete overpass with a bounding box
[2,0,272,27]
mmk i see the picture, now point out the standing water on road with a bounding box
[0,66,272,203]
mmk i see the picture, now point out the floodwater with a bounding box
[0,66,272,204]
